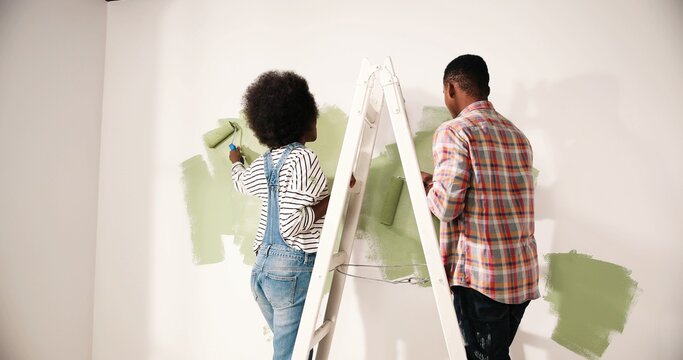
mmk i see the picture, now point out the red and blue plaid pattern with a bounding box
[427,101,539,304]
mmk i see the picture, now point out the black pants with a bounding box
[452,286,530,360]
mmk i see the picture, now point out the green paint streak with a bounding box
[180,116,265,265]
[306,106,348,179]
[181,106,348,265]
[180,155,227,265]
[545,250,638,359]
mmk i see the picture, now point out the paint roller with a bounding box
[380,176,405,226]
[203,121,240,151]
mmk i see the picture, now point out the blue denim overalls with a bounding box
[251,143,316,360]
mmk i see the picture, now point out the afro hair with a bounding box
[242,70,319,149]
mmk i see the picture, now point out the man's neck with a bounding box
[458,97,487,114]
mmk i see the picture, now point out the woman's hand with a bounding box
[312,195,330,220]
[229,147,244,164]
[313,174,356,221]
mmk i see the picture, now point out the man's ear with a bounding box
[446,82,457,98]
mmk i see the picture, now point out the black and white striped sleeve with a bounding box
[231,156,266,197]
[279,149,328,238]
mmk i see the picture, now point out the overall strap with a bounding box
[262,142,303,247]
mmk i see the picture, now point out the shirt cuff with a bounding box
[231,162,244,171]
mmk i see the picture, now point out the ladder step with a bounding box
[328,251,347,271]
[310,320,334,348]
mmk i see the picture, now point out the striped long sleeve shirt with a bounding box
[427,101,540,304]
[231,146,328,253]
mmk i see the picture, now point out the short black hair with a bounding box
[242,70,319,148]
[443,55,490,99]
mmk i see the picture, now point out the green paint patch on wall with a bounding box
[545,250,638,359]
[181,106,347,265]
[182,104,542,290]
[181,155,228,265]
[181,105,454,280]
[355,106,451,282]
[180,145,258,265]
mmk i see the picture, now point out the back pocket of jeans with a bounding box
[263,273,296,309]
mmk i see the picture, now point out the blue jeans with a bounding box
[452,286,530,360]
[251,244,315,360]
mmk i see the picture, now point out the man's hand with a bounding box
[229,147,244,164]
[421,171,433,194]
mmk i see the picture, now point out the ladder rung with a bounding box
[310,320,334,348]
[328,251,347,271]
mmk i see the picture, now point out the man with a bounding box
[422,55,539,360]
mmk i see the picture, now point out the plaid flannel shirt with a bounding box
[427,101,539,304]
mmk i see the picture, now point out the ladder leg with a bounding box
[379,57,467,359]
[292,60,380,360]
[315,97,382,360]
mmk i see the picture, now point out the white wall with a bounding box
[0,1,106,359]
[94,1,683,359]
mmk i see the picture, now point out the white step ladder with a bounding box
[292,58,466,360]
